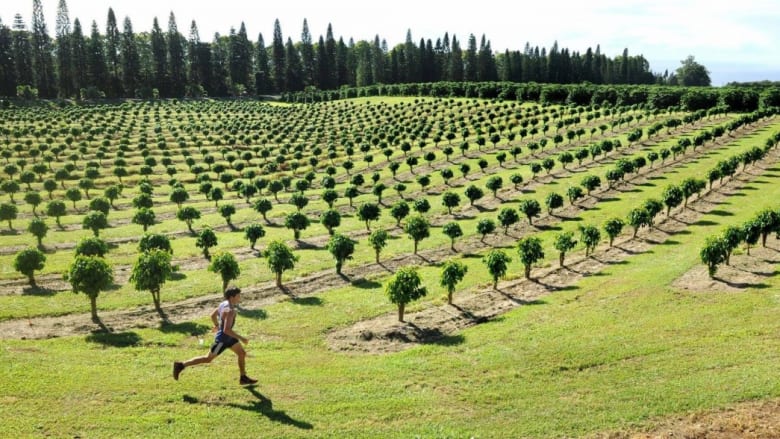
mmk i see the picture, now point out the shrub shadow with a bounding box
[159,321,211,335]
[85,331,142,347]
[21,286,58,296]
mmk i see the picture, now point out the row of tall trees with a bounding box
[1,0,668,99]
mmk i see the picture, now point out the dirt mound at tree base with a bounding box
[592,398,780,438]
[671,247,780,293]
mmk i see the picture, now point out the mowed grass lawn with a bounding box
[2,152,780,438]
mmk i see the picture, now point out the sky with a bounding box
[1,0,779,85]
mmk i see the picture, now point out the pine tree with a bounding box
[336,36,350,87]
[55,0,73,97]
[271,19,286,92]
[324,24,337,88]
[284,37,302,91]
[0,20,16,96]
[70,18,87,95]
[316,34,329,89]
[370,35,385,84]
[464,34,477,81]
[12,14,34,87]
[449,34,463,81]
[209,32,229,96]
[299,19,316,87]
[403,30,419,83]
[31,0,56,97]
[167,12,186,97]
[255,32,270,94]
[104,8,121,96]
[86,21,106,92]
[120,17,140,96]
[477,35,497,81]
[187,20,200,89]
[150,17,168,96]
[228,23,252,93]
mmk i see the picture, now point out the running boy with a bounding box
[173,285,258,385]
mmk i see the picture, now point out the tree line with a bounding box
[1,0,673,100]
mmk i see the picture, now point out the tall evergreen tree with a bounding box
[209,32,229,96]
[55,0,73,97]
[228,22,252,93]
[186,20,206,95]
[299,19,316,87]
[104,8,121,96]
[167,12,186,97]
[316,34,329,89]
[86,20,106,93]
[31,0,56,97]
[371,35,385,84]
[120,16,140,96]
[284,36,302,91]
[12,14,33,87]
[464,33,478,81]
[477,36,497,81]
[150,17,168,95]
[70,18,87,95]
[403,30,419,83]
[354,40,372,87]
[336,36,349,86]
[0,19,16,96]
[323,24,337,88]
[449,34,463,82]
[271,19,286,92]
[254,32,270,94]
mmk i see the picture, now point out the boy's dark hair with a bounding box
[224,285,241,299]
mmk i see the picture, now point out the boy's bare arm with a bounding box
[210,307,219,331]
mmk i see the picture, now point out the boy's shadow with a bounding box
[183,387,312,430]
[230,386,313,429]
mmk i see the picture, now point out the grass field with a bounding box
[1,97,779,437]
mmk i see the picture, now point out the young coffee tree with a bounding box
[386,266,427,322]
[177,206,201,234]
[517,236,544,279]
[603,218,625,247]
[13,247,46,287]
[75,237,109,257]
[45,200,67,228]
[440,260,468,305]
[195,227,218,259]
[27,217,49,248]
[326,233,357,275]
[476,218,496,243]
[700,235,728,278]
[319,209,341,236]
[442,222,463,252]
[404,214,431,255]
[553,231,577,267]
[65,255,114,323]
[244,223,266,250]
[130,248,174,316]
[483,250,511,289]
[82,210,109,237]
[138,233,172,254]
[284,211,310,240]
[518,199,541,225]
[579,224,601,257]
[357,202,381,231]
[266,240,298,288]
[132,208,156,232]
[208,251,241,293]
[368,229,389,264]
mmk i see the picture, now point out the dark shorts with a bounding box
[210,336,238,356]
